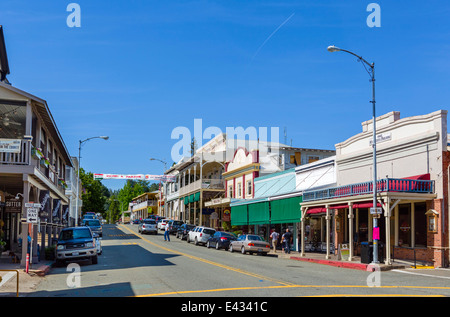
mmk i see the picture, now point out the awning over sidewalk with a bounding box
[270,196,302,223]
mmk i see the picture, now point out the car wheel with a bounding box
[241,246,246,255]
[215,243,220,250]
[187,236,190,243]
[194,237,199,245]
[206,241,211,248]
[92,255,98,264]
[229,245,233,252]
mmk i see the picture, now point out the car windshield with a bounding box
[85,220,100,226]
[173,221,183,225]
[144,220,156,224]
[247,235,263,241]
[60,229,92,240]
[203,229,215,235]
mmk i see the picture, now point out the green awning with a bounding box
[189,194,194,203]
[184,196,189,205]
[270,196,302,224]
[231,204,248,226]
[248,201,270,225]
[194,192,200,202]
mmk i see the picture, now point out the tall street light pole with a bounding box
[150,158,168,217]
[327,45,379,264]
[76,136,109,226]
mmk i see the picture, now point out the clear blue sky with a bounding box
[1,1,449,190]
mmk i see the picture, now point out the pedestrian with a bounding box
[164,222,171,241]
[270,229,279,253]
[282,228,292,254]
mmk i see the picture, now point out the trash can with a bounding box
[361,242,384,264]
[360,242,372,264]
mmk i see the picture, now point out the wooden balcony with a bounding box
[303,178,435,202]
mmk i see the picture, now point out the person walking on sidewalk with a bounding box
[270,229,279,253]
[282,228,292,254]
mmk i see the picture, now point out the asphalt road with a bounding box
[29,224,450,300]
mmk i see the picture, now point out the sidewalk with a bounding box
[269,250,416,271]
[0,253,52,297]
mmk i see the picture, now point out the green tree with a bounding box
[79,168,108,218]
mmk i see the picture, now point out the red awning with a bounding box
[404,173,430,180]
[329,204,349,210]
[353,202,382,209]
[306,207,327,214]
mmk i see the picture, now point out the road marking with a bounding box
[135,284,450,297]
[392,269,450,280]
[0,272,15,287]
[118,224,295,286]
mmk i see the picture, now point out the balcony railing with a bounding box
[179,178,224,196]
[303,178,435,202]
[0,140,30,165]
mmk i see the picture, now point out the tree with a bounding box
[79,168,108,217]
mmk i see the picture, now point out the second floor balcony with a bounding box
[302,177,435,203]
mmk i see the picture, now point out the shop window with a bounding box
[237,183,242,198]
[228,185,233,198]
[247,180,252,196]
[398,204,411,247]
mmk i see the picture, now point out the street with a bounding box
[28,224,450,299]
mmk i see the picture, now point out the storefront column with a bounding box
[300,207,307,257]
[348,203,354,261]
[326,205,330,259]
[20,179,30,267]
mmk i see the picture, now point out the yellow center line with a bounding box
[118,224,295,286]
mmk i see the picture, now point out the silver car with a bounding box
[229,234,271,255]
[139,219,158,235]
[187,226,216,246]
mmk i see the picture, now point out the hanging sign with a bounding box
[94,173,176,182]
[0,139,21,153]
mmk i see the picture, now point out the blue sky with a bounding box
[1,1,449,190]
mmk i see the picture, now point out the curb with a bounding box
[288,256,405,271]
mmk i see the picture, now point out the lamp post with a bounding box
[75,136,109,226]
[150,158,168,218]
[327,45,379,264]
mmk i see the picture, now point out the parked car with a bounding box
[229,234,271,255]
[176,224,196,240]
[158,219,170,230]
[187,226,216,246]
[132,219,141,225]
[55,227,98,266]
[139,219,158,235]
[168,220,184,235]
[83,218,102,237]
[206,231,237,250]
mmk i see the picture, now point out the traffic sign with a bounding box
[26,207,39,223]
[370,207,382,215]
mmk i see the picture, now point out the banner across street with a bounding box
[94,173,176,182]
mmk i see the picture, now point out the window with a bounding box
[228,185,233,198]
[247,181,252,196]
[238,183,242,198]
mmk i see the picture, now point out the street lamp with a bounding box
[150,158,168,218]
[75,136,109,226]
[327,45,379,264]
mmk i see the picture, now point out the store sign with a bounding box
[5,198,21,213]
[94,173,176,182]
[0,139,21,153]
[369,133,392,146]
